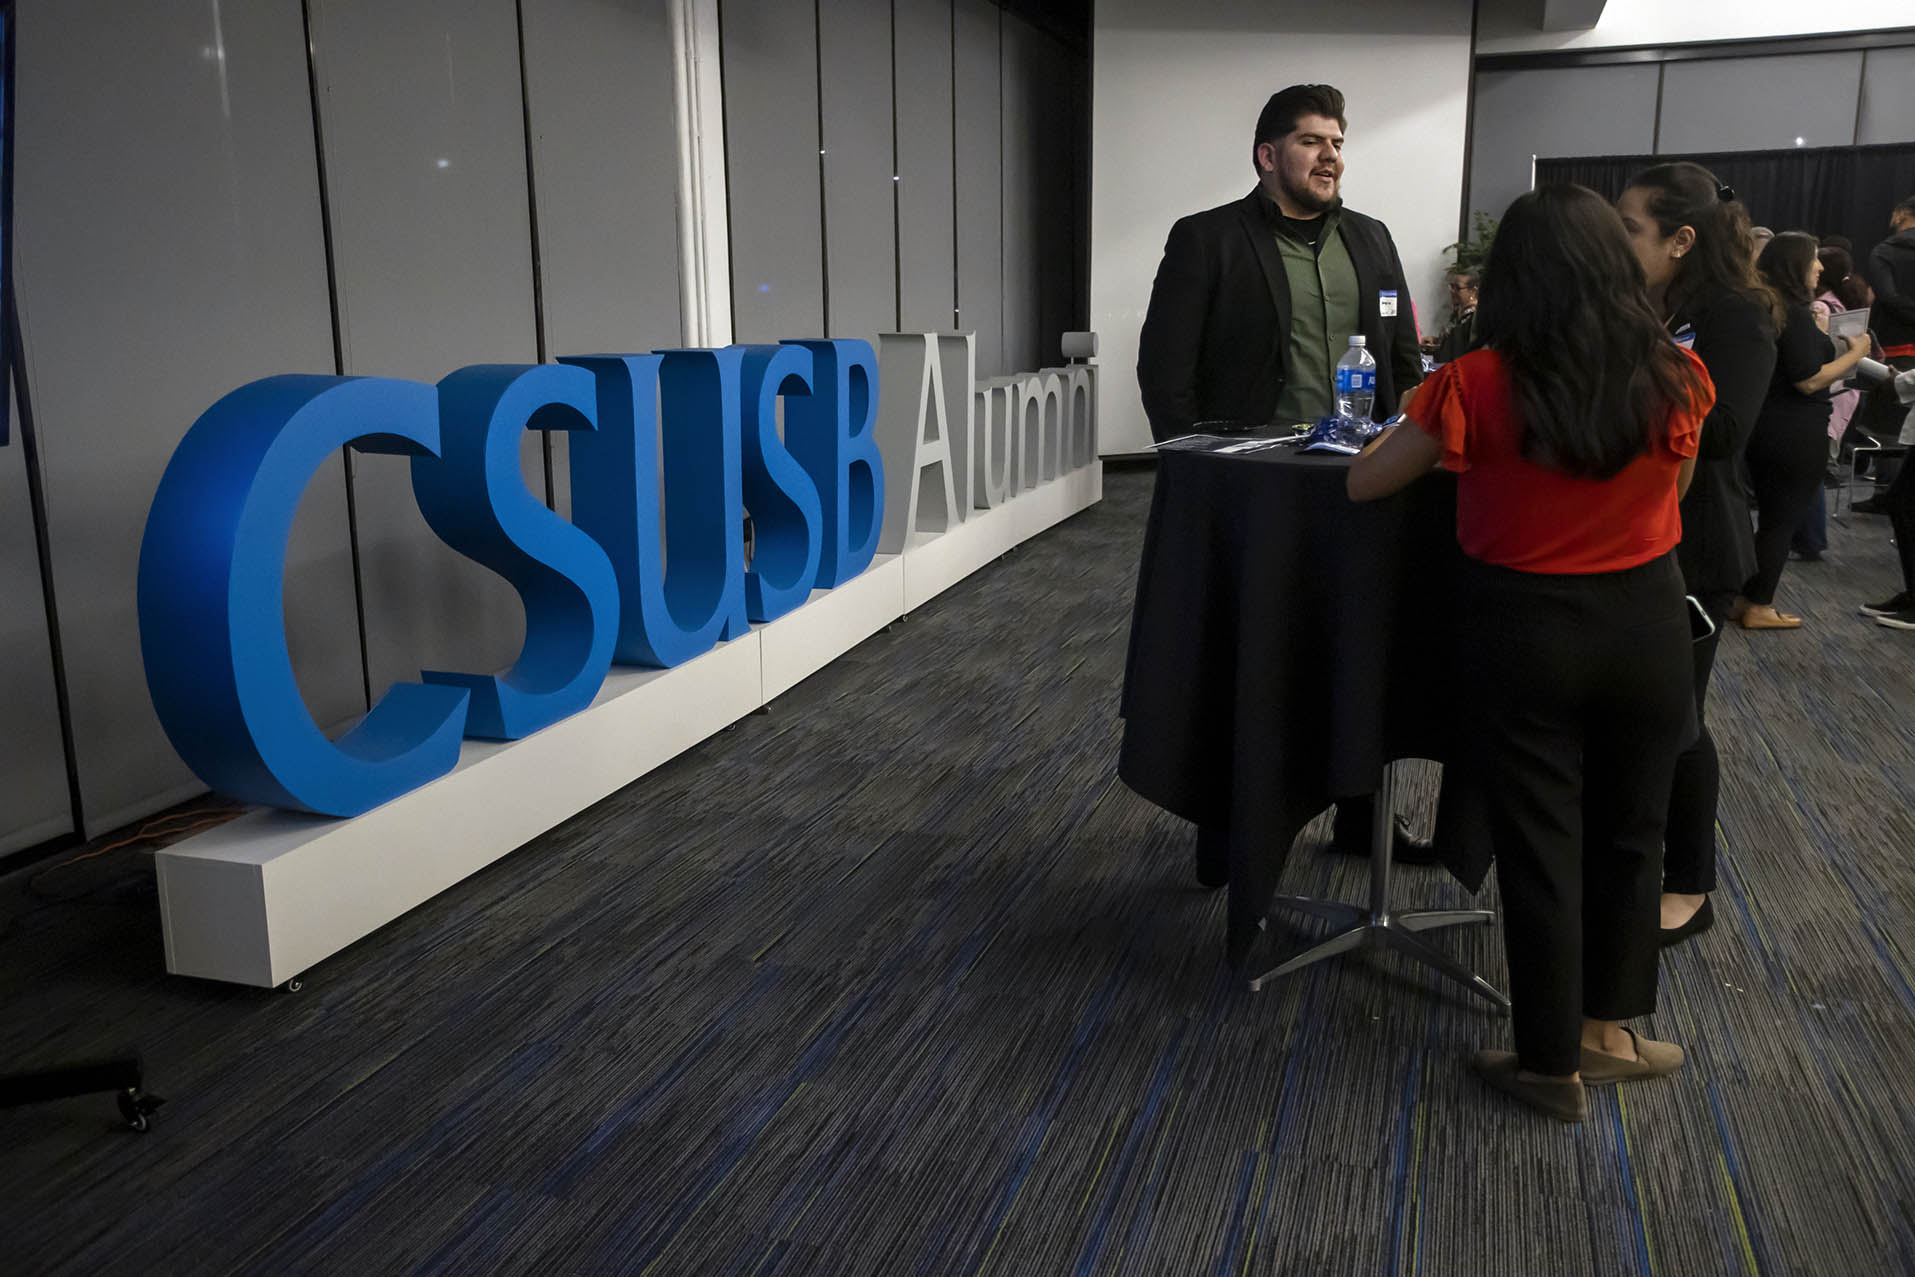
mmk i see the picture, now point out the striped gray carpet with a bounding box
[2,466,1913,1274]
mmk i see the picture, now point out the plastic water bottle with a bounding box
[1335,335,1377,425]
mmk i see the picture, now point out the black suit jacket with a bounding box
[1865,228,1915,349]
[1669,287,1776,600]
[1136,188,1425,441]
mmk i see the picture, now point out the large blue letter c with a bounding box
[137,375,470,818]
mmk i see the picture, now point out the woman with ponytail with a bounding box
[1614,162,1778,946]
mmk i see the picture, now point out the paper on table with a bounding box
[1151,433,1232,451]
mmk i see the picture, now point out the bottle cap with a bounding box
[1349,335,1367,347]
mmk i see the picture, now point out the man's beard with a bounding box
[1281,171,1336,213]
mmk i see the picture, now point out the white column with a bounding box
[669,0,733,348]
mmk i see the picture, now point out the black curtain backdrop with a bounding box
[1535,141,1915,270]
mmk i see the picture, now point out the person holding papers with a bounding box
[1733,232,1871,630]
[1348,185,1715,1122]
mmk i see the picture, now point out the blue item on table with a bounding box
[1300,413,1395,455]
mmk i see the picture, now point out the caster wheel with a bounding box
[283,978,303,993]
[117,1088,164,1133]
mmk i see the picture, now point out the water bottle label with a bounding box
[1336,367,1376,393]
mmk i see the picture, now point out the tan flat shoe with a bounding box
[1473,1050,1587,1123]
[1579,1029,1685,1086]
[1739,605,1802,630]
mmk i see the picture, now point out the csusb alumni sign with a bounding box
[139,331,1099,987]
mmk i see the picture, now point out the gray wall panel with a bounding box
[520,0,684,519]
[1857,47,1915,145]
[999,14,1040,375]
[723,0,825,343]
[954,0,1003,376]
[1035,32,1083,367]
[308,0,541,703]
[13,0,355,832]
[820,0,898,342]
[895,0,956,333]
[1657,52,1864,155]
[0,384,70,855]
[521,0,683,357]
[1467,64,1660,222]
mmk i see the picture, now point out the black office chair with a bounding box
[1836,429,1908,516]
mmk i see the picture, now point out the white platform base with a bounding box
[156,460,1102,987]
[901,502,1019,613]
[759,553,904,700]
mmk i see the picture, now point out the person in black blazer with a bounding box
[1616,163,1780,944]
[1135,84,1429,874]
[1137,86,1424,442]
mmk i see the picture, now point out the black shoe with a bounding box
[1860,593,1912,618]
[1877,606,1915,631]
[1853,496,1892,515]
[1658,896,1715,948]
[1791,549,1823,562]
[1329,814,1440,865]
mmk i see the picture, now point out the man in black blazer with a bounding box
[1137,84,1425,441]
[1136,83,1432,869]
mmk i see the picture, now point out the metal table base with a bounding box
[1248,767,1510,1012]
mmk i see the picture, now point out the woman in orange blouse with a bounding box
[1349,185,1715,1123]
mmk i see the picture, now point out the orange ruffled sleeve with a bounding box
[1406,358,1471,473]
[1663,347,1715,461]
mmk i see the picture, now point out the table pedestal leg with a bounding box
[1247,766,1509,1012]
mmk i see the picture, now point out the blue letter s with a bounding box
[412,364,620,739]
[738,343,824,621]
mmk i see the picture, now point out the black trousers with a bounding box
[1663,590,1733,894]
[1456,553,1693,1076]
[1890,452,1915,596]
[1742,416,1830,606]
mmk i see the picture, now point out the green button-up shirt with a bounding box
[1264,199,1361,424]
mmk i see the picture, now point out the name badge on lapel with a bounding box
[1671,323,1697,350]
[1379,289,1398,318]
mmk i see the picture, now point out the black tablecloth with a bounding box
[1118,436,1489,963]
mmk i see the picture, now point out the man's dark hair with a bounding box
[1251,84,1345,173]
[1453,267,1482,291]
[1896,195,1915,221]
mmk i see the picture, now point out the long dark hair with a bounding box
[1625,161,1783,328]
[1816,245,1853,296]
[1475,184,1709,480]
[1759,231,1819,306]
